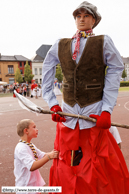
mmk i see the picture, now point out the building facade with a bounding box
[0,54,32,84]
[32,55,44,84]
[32,44,52,84]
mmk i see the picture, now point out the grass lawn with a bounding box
[0,93,13,97]
[119,87,129,91]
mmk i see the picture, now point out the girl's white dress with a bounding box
[53,82,62,96]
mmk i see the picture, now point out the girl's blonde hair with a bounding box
[17,119,33,137]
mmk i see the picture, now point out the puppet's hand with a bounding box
[89,111,111,129]
[50,105,66,122]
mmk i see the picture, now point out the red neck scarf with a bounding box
[72,29,94,60]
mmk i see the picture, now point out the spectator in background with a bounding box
[23,85,27,97]
[26,84,30,97]
[53,78,62,96]
[30,80,38,98]
[13,83,18,97]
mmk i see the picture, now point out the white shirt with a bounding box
[42,35,124,130]
[14,142,45,194]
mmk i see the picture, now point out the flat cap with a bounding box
[73,1,101,28]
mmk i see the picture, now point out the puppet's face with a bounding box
[75,11,95,31]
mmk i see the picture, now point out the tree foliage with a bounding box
[122,68,127,80]
[15,66,23,83]
[55,64,63,82]
[24,61,34,83]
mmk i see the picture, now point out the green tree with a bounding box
[24,61,34,83]
[15,67,23,83]
[55,64,63,82]
[122,68,127,81]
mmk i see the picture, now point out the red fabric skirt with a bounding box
[49,122,129,194]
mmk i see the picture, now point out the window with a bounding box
[9,78,15,84]
[40,78,42,84]
[35,68,37,75]
[20,62,22,67]
[20,70,23,74]
[39,68,42,75]
[35,79,38,83]
[8,65,14,74]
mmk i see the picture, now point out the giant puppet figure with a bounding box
[42,1,129,194]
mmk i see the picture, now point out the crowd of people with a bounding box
[0,84,14,93]
[12,81,42,98]
[0,79,62,98]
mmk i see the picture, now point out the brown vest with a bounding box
[58,35,106,108]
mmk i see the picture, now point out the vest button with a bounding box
[77,88,78,90]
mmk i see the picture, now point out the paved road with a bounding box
[0,95,62,190]
[0,92,129,192]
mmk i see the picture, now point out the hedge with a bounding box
[120,81,129,87]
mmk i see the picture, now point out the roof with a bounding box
[32,55,44,62]
[14,55,31,61]
[36,44,52,59]
[0,55,31,61]
[122,57,129,64]
[0,56,16,61]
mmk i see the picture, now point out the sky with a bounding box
[0,0,129,59]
